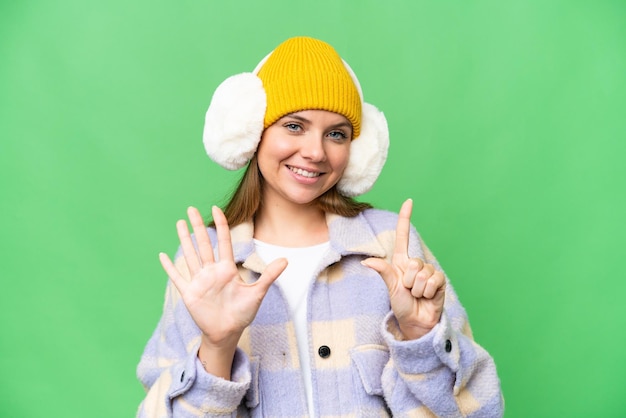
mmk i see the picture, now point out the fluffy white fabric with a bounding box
[337,103,389,197]
[203,73,266,170]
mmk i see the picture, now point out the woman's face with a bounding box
[257,109,352,208]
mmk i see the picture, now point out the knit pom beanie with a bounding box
[203,36,389,197]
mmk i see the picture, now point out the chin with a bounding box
[288,195,321,206]
[285,190,326,206]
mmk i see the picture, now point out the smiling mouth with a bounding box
[287,165,322,178]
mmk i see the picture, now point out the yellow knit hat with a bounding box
[256,37,362,138]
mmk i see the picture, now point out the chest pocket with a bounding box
[351,344,390,396]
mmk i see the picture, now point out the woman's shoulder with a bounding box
[360,207,402,232]
[361,206,399,219]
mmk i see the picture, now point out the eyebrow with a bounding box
[283,114,353,131]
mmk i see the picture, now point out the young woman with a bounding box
[137,36,503,417]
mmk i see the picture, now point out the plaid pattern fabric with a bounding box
[137,209,503,417]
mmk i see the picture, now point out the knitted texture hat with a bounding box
[203,36,389,197]
[257,37,362,137]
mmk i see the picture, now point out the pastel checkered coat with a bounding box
[137,208,503,417]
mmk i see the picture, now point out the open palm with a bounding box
[159,206,287,349]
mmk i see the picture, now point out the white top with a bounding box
[253,239,330,417]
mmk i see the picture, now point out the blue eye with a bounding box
[285,123,302,132]
[328,130,349,142]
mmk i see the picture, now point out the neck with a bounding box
[254,201,329,247]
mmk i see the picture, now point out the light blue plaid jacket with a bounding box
[137,208,503,417]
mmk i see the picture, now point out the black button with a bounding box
[318,345,331,358]
[445,339,452,353]
[180,371,185,382]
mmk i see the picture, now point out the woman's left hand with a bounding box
[362,199,446,340]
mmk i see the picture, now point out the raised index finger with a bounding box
[394,198,413,257]
[212,205,234,262]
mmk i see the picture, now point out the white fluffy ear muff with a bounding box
[203,52,272,170]
[203,73,267,170]
[337,59,390,197]
[337,103,389,196]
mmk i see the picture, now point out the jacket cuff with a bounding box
[382,310,460,375]
[168,347,251,411]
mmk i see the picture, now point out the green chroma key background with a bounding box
[1,0,625,416]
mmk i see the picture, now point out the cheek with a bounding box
[332,145,351,172]
[257,137,293,162]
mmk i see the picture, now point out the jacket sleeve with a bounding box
[136,256,251,417]
[380,228,504,417]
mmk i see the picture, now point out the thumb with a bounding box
[362,257,395,291]
[256,257,288,294]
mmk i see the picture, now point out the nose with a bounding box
[299,134,326,162]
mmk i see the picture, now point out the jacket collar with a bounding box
[228,210,387,275]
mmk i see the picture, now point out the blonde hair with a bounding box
[214,155,371,227]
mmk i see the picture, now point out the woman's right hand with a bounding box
[159,206,287,379]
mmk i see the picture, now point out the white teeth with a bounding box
[289,166,320,178]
